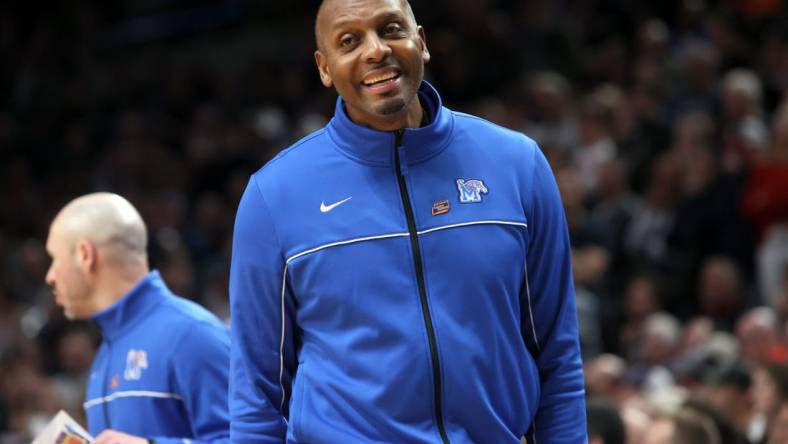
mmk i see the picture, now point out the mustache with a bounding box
[366,59,400,72]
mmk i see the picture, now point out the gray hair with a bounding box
[56,192,148,262]
[723,68,763,103]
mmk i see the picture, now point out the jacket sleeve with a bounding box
[151,322,231,444]
[522,143,587,443]
[228,176,296,443]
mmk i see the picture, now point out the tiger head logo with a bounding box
[124,349,149,381]
[456,178,489,203]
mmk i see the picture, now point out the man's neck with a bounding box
[91,266,150,314]
[402,97,425,129]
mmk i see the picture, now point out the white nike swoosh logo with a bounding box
[320,196,352,213]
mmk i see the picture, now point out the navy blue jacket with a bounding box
[86,271,230,443]
[230,82,586,443]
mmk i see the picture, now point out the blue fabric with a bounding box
[87,271,230,444]
[229,82,587,443]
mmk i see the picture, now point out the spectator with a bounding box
[587,397,626,444]
[643,405,728,444]
[629,312,682,391]
[703,363,754,435]
[620,274,662,359]
[767,399,788,444]
[751,364,788,443]
[742,101,788,308]
[698,256,748,331]
[720,69,769,172]
[736,307,784,367]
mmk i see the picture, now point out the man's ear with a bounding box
[417,26,430,64]
[76,238,97,273]
[315,51,333,88]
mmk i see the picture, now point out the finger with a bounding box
[92,430,117,444]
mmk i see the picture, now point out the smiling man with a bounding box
[229,1,587,443]
[313,0,427,130]
[45,193,230,444]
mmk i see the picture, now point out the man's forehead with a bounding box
[46,219,65,251]
[48,207,89,248]
[318,0,411,29]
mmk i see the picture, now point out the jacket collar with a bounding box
[326,81,454,167]
[92,270,169,341]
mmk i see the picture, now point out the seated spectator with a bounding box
[698,256,748,331]
[587,397,626,444]
[620,274,663,360]
[644,406,724,444]
[585,354,633,403]
[751,364,788,443]
[736,307,785,367]
[742,101,788,308]
[767,399,788,444]
[702,363,754,438]
[627,312,681,390]
[720,68,770,173]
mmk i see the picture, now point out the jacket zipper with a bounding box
[393,129,451,444]
[102,338,112,428]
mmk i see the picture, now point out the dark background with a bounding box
[2,0,788,442]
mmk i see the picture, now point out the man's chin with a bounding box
[61,308,85,321]
[374,98,407,116]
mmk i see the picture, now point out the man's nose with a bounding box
[45,265,55,287]
[362,32,392,63]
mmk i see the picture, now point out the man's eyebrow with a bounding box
[331,10,405,31]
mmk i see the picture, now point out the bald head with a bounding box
[46,193,149,319]
[315,0,416,51]
[53,192,148,264]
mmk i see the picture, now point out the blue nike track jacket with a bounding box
[229,82,586,443]
[86,271,231,443]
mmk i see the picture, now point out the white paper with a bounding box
[30,410,92,444]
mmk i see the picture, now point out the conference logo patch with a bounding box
[456,178,488,203]
[124,349,149,381]
[432,199,450,216]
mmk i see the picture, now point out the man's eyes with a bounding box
[382,23,403,34]
[336,22,404,48]
[339,35,356,47]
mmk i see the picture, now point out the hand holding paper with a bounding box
[92,430,148,444]
[31,410,92,444]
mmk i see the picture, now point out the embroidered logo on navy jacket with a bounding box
[456,178,489,203]
[124,349,149,380]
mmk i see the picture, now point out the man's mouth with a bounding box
[361,68,402,89]
[362,72,401,86]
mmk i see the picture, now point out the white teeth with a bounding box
[363,72,398,85]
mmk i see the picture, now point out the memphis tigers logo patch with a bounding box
[456,178,488,203]
[124,349,149,381]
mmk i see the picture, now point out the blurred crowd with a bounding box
[2,0,788,443]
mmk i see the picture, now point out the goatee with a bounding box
[376,98,407,115]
